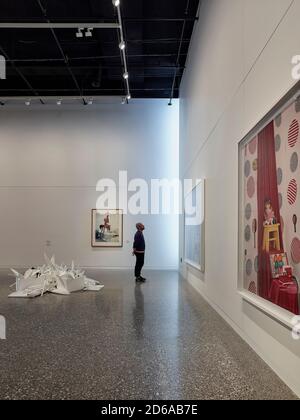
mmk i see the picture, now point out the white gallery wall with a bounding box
[0,99,179,270]
[179,0,300,396]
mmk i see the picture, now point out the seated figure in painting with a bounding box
[96,226,104,240]
[263,200,276,226]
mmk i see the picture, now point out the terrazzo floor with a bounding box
[0,269,297,400]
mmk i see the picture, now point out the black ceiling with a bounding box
[0,0,199,100]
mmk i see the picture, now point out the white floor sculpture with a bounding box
[9,255,104,298]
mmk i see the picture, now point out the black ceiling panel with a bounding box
[0,0,199,99]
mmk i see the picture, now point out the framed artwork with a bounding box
[184,180,205,272]
[269,253,289,278]
[239,82,300,316]
[91,209,123,248]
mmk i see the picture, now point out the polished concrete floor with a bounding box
[0,269,297,400]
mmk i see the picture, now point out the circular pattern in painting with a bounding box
[277,167,283,186]
[244,160,251,178]
[287,179,297,205]
[247,176,255,199]
[275,114,282,128]
[245,225,251,242]
[290,152,298,173]
[291,237,300,264]
[252,159,258,171]
[246,259,253,276]
[248,281,257,295]
[278,192,283,210]
[275,135,281,152]
[288,119,299,148]
[249,138,257,155]
[254,256,259,273]
[245,203,252,220]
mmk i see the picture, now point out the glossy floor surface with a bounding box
[0,270,297,400]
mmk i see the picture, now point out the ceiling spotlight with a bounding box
[25,99,31,106]
[112,0,120,7]
[85,28,93,38]
[76,28,84,38]
[119,41,126,51]
[123,72,129,80]
[126,93,131,101]
[57,99,62,106]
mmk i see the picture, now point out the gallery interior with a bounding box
[0,0,300,401]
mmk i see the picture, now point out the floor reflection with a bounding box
[0,269,296,400]
[133,284,144,339]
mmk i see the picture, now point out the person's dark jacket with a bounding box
[133,231,145,252]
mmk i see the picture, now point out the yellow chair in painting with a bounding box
[262,224,281,253]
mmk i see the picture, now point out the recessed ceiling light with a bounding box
[119,41,126,50]
[85,28,93,37]
[112,0,120,7]
[25,99,31,106]
[76,28,84,38]
[57,99,62,106]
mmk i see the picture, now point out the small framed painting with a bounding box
[91,209,123,248]
[269,253,289,278]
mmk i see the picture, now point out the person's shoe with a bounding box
[139,276,147,282]
[135,276,146,283]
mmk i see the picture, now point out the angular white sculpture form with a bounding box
[9,255,104,298]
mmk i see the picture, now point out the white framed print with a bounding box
[184,180,205,272]
[92,209,123,248]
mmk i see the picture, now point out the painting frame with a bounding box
[91,209,123,248]
[184,179,205,273]
[238,80,300,321]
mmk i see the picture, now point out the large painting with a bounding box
[184,180,205,272]
[240,90,300,315]
[92,209,123,247]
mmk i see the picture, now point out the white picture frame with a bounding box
[238,81,300,325]
[91,209,123,248]
[184,179,205,272]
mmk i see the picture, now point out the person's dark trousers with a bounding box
[135,252,145,278]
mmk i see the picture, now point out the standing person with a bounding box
[133,223,146,283]
[103,213,111,232]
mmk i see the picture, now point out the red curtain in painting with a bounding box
[257,121,283,299]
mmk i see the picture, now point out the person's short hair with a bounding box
[136,223,144,230]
